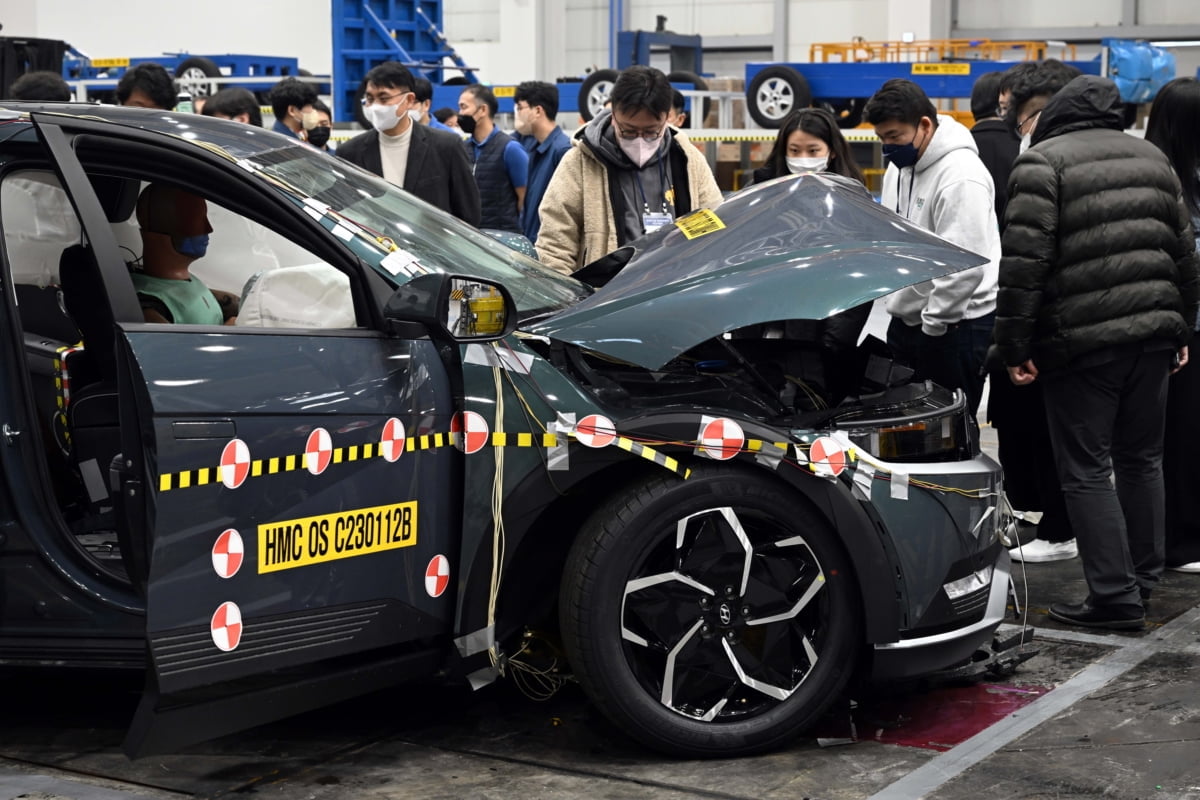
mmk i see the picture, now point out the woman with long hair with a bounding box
[751,107,867,185]
[1146,76,1200,574]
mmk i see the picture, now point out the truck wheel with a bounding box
[578,69,620,122]
[666,70,710,128]
[174,57,221,99]
[747,66,811,129]
[560,467,860,757]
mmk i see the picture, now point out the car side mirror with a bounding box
[383,273,518,342]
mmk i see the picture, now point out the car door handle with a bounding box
[172,420,236,440]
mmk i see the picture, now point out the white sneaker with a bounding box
[1009,538,1078,563]
[1167,561,1200,574]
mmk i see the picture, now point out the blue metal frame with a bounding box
[332,0,478,123]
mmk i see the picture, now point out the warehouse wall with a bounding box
[6,1,1200,88]
[10,0,334,74]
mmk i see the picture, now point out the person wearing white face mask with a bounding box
[535,65,722,275]
[268,77,320,141]
[337,62,480,226]
[748,107,866,187]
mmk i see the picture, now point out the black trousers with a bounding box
[1041,348,1171,606]
[887,313,993,419]
[1164,358,1200,566]
[988,374,1074,543]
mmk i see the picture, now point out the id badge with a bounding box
[643,212,673,234]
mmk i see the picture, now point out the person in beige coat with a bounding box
[535,66,723,275]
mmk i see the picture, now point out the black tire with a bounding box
[443,75,470,86]
[819,97,865,129]
[174,56,221,99]
[560,467,861,757]
[666,70,710,128]
[746,65,812,129]
[578,68,620,122]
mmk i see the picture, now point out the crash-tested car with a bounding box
[0,104,1008,759]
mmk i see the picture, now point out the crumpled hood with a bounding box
[1032,75,1124,146]
[527,173,991,370]
[915,115,979,174]
[580,108,670,170]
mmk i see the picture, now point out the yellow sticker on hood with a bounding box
[257,502,417,573]
[675,209,726,240]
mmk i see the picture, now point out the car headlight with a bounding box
[838,384,976,463]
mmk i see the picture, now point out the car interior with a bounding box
[2,161,363,583]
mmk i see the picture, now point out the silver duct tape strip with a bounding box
[547,413,574,471]
[754,441,788,469]
[454,624,495,657]
[467,666,500,690]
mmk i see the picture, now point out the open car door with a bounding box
[32,114,460,756]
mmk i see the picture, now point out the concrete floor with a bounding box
[2,418,1199,799]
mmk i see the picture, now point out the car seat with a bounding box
[57,244,121,513]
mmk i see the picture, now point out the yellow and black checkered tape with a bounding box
[157,429,706,493]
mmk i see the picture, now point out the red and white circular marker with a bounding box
[575,414,617,448]
[425,554,450,598]
[699,417,744,461]
[220,439,251,489]
[379,417,407,463]
[210,601,243,652]
[451,411,490,455]
[305,427,333,476]
[211,529,244,579]
[810,436,847,477]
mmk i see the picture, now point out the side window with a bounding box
[105,180,359,329]
[1,169,86,341]
[1,170,83,289]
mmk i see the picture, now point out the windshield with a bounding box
[180,119,587,318]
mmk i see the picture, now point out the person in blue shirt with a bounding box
[268,77,320,143]
[413,77,455,133]
[459,84,528,233]
[513,81,572,244]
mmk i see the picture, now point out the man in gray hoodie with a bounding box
[535,66,723,274]
[865,79,1001,418]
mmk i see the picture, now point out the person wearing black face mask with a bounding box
[864,78,1001,420]
[131,183,236,325]
[305,99,334,151]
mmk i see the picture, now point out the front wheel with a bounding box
[560,467,861,757]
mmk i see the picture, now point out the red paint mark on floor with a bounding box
[815,683,1051,751]
[863,683,1048,751]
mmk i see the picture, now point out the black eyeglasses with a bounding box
[612,117,666,142]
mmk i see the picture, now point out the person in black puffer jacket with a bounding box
[994,75,1200,631]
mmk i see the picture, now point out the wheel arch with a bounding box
[453,412,902,666]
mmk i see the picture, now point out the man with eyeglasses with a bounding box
[337,62,480,226]
[536,65,722,275]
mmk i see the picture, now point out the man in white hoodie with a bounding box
[864,79,1001,417]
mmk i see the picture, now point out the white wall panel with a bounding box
[1138,0,1200,25]
[627,0,775,39]
[789,0,890,62]
[29,0,333,74]
[954,0,1123,29]
[444,0,501,42]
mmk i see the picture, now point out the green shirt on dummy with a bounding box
[131,272,223,325]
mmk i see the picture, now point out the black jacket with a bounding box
[336,124,481,227]
[970,118,1019,222]
[994,75,1200,372]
